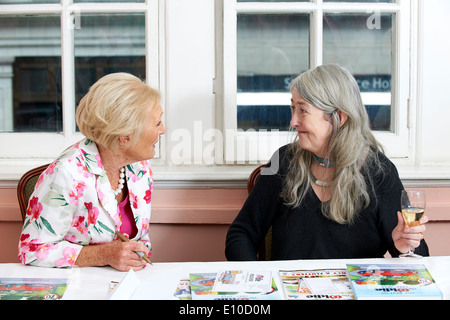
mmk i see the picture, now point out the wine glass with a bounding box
[400,190,426,258]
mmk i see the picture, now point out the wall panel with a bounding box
[1,186,449,263]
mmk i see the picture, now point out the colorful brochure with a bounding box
[189,271,280,300]
[346,264,443,300]
[279,269,354,300]
[0,277,69,300]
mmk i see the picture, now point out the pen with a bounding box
[115,231,152,265]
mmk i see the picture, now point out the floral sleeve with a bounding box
[18,162,84,268]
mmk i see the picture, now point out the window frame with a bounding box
[222,0,414,164]
[0,0,163,164]
[0,0,427,186]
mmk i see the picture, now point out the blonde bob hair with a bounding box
[281,64,384,224]
[76,72,160,153]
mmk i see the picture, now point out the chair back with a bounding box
[17,164,49,222]
[247,164,272,261]
[247,164,265,193]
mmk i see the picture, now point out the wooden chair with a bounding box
[247,164,272,261]
[17,164,49,222]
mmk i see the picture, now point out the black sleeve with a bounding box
[375,153,429,257]
[225,149,286,261]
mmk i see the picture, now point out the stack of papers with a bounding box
[109,263,443,300]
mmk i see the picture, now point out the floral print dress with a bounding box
[18,138,153,268]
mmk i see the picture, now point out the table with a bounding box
[1,256,449,300]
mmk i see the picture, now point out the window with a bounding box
[0,0,159,160]
[223,0,412,163]
[0,0,421,180]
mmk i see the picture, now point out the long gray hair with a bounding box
[281,64,384,224]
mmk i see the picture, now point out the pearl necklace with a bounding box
[114,167,125,195]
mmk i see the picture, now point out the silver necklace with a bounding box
[114,167,126,195]
[310,169,330,187]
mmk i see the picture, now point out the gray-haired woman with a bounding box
[225,64,429,260]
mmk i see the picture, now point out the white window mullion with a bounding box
[223,0,238,163]
[310,6,322,68]
[146,0,160,89]
[147,0,163,161]
[0,3,60,15]
[321,2,401,13]
[409,0,421,165]
[67,2,148,14]
[61,2,75,138]
[375,0,411,161]
[236,2,316,14]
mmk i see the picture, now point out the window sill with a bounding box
[1,161,450,188]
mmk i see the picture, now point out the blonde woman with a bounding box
[226,64,429,260]
[19,73,165,271]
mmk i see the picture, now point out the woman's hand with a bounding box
[102,240,150,271]
[75,239,150,271]
[392,211,428,255]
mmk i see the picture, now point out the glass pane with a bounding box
[237,14,309,131]
[323,13,393,131]
[0,0,59,3]
[238,105,291,131]
[74,14,145,107]
[0,15,61,133]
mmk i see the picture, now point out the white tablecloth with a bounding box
[1,256,449,300]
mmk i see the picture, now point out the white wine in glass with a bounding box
[402,207,424,228]
[400,190,426,258]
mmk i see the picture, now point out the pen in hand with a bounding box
[115,231,152,265]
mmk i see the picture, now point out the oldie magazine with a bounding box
[279,269,354,300]
[0,278,69,300]
[189,271,281,300]
[346,264,442,300]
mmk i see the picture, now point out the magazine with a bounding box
[174,279,192,300]
[213,270,272,293]
[279,269,354,300]
[346,264,443,300]
[0,278,69,300]
[189,271,280,300]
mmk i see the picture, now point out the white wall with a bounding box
[163,0,215,166]
[419,0,450,165]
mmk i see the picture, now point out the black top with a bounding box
[225,145,429,261]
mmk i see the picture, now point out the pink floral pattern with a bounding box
[18,138,153,268]
[26,197,42,220]
[85,202,99,225]
[55,247,78,267]
[144,189,152,204]
[68,181,87,205]
[72,216,88,236]
[129,192,139,209]
[18,233,58,264]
